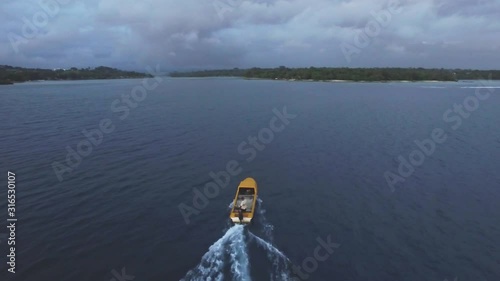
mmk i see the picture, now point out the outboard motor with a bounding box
[238,209,243,223]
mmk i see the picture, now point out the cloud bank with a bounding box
[1,0,499,70]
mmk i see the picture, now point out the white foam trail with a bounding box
[223,220,233,233]
[183,200,291,281]
[228,226,251,281]
[254,199,292,280]
[256,198,274,242]
[248,232,293,281]
[182,225,247,281]
[249,232,289,262]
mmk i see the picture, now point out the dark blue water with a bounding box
[1,78,499,281]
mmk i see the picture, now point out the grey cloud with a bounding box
[1,0,499,70]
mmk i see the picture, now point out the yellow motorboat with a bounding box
[230,177,258,224]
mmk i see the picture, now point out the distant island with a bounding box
[0,65,152,85]
[170,67,500,82]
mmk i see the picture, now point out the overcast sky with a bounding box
[1,0,499,71]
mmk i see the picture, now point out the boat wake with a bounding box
[181,225,250,281]
[255,198,275,243]
[181,200,294,281]
[248,231,293,281]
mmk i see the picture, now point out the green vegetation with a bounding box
[170,66,500,82]
[0,65,152,84]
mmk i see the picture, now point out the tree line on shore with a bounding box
[0,65,152,85]
[170,67,500,82]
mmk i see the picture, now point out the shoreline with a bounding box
[240,77,459,83]
[169,76,500,83]
[170,67,500,82]
[0,65,153,86]
[0,77,152,85]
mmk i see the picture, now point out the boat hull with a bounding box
[229,177,258,225]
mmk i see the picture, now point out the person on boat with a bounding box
[239,198,248,211]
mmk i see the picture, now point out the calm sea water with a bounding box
[0,78,499,281]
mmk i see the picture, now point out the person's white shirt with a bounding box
[240,199,247,210]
